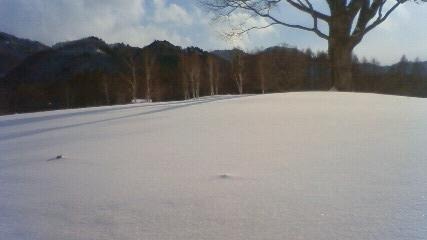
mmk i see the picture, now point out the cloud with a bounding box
[354,2,427,64]
[0,0,145,44]
[0,0,280,50]
[0,0,193,47]
[153,0,193,25]
[108,24,192,48]
[0,0,424,63]
[197,9,278,50]
[376,3,411,32]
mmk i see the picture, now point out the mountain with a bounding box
[4,36,124,85]
[0,32,48,77]
[211,49,244,62]
[388,60,427,76]
[3,38,189,86]
[1,36,232,112]
[145,40,182,53]
[1,36,140,112]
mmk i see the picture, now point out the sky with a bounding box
[0,0,426,65]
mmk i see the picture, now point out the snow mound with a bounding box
[1,92,427,240]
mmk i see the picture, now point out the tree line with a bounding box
[1,41,426,114]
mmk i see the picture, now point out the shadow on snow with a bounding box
[0,95,249,142]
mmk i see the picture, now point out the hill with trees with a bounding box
[0,32,426,114]
[0,32,48,78]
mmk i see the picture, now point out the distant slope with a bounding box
[0,32,48,77]
[388,60,427,75]
[4,36,123,84]
[1,92,427,240]
[211,49,245,62]
[1,36,231,113]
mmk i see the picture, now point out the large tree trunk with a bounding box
[329,42,353,91]
[329,16,354,91]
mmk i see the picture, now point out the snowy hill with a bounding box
[1,92,426,240]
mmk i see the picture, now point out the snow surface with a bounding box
[1,92,427,240]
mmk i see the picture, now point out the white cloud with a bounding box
[108,24,192,47]
[355,2,427,64]
[0,0,193,47]
[153,0,193,25]
[0,0,425,63]
[376,3,411,32]
[207,10,277,49]
[0,0,145,44]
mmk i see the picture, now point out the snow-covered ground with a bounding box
[1,92,427,240]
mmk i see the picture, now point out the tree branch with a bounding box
[363,0,407,34]
[204,0,329,40]
[350,0,406,46]
[285,0,330,21]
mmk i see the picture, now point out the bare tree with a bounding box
[232,50,244,94]
[200,0,425,91]
[144,52,156,102]
[124,55,138,103]
[189,52,201,98]
[180,53,191,99]
[207,55,216,95]
[65,84,71,108]
[214,62,220,95]
[102,75,110,105]
[257,53,266,94]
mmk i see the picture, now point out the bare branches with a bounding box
[201,0,330,40]
[201,0,422,91]
[350,0,408,46]
[285,0,330,21]
[201,0,421,50]
[362,0,406,34]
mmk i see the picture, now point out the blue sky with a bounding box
[0,0,426,65]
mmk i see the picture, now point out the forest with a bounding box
[0,36,426,114]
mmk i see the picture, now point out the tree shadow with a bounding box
[0,95,249,142]
[0,96,241,129]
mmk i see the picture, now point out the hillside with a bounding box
[1,92,426,240]
[1,33,232,113]
[1,32,427,114]
[4,37,122,84]
[0,32,48,77]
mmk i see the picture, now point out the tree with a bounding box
[232,50,245,94]
[396,55,409,83]
[101,74,111,105]
[200,0,424,91]
[144,51,156,102]
[124,54,139,103]
[214,59,220,95]
[189,51,202,98]
[180,53,191,99]
[257,52,266,94]
[411,57,424,96]
[207,55,216,95]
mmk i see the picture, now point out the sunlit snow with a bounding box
[1,93,427,240]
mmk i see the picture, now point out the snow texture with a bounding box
[1,93,427,240]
